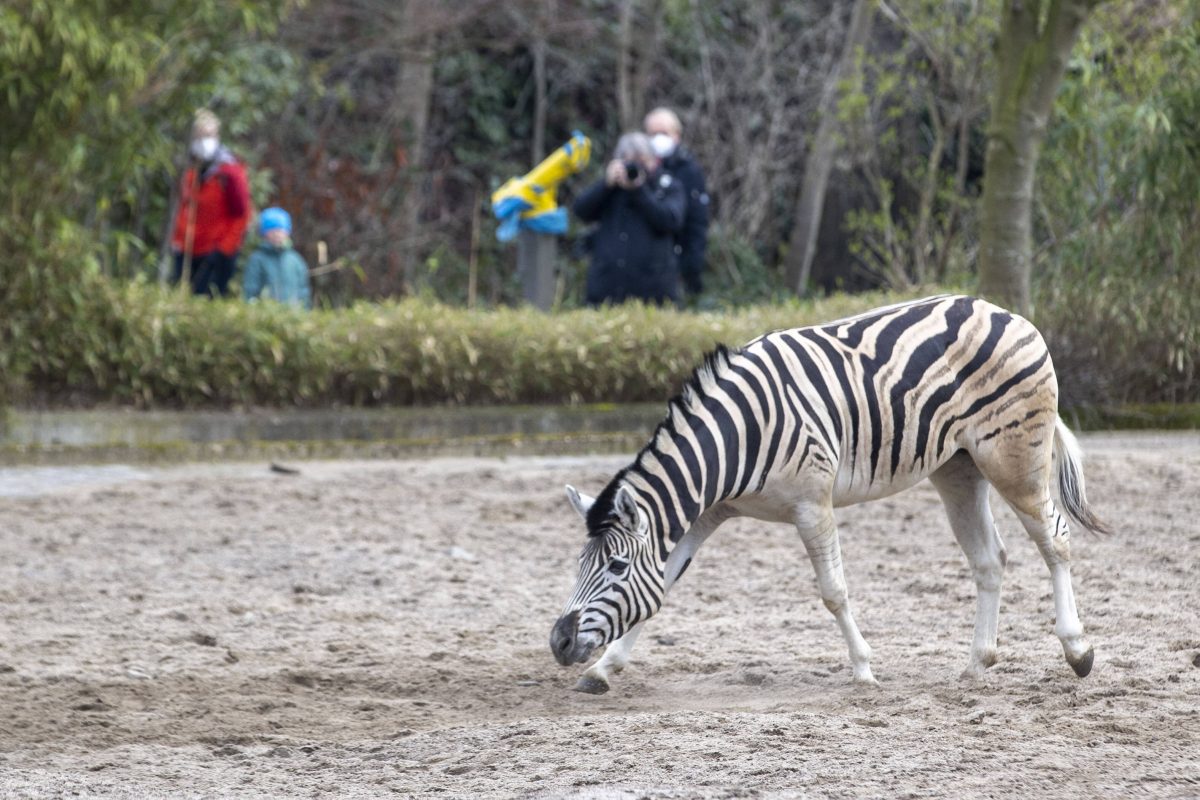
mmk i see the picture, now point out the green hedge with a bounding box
[8,277,1198,409]
[1037,272,1200,409]
[21,283,926,407]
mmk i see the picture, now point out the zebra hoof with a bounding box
[1069,647,1094,678]
[960,665,985,682]
[851,672,880,689]
[961,649,997,680]
[573,675,610,695]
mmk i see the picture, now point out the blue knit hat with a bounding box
[259,207,292,236]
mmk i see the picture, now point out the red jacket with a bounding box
[171,150,252,257]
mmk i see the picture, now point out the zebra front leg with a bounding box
[795,504,877,686]
[575,623,644,694]
[574,509,729,694]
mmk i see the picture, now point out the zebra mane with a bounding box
[585,344,738,536]
[667,343,736,422]
[585,466,635,534]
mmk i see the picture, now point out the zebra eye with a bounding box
[608,558,629,576]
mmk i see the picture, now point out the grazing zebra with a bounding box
[550,294,1109,694]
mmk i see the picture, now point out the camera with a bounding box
[623,161,641,181]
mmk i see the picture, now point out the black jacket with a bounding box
[574,171,686,306]
[660,147,709,294]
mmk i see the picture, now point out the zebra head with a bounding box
[550,482,664,666]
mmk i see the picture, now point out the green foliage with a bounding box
[1030,5,1199,411]
[6,268,1195,410]
[1067,403,1200,432]
[839,0,996,289]
[435,48,533,179]
[0,0,297,403]
[10,280,927,408]
[1040,6,1200,281]
[1037,270,1199,409]
[0,0,296,238]
[2,0,1196,415]
[692,229,795,310]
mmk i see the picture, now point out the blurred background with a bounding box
[1,0,1196,422]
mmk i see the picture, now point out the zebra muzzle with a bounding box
[550,610,595,666]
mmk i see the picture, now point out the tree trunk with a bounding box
[616,0,636,130]
[783,0,875,296]
[912,91,947,285]
[689,0,718,119]
[395,0,437,295]
[631,1,662,124]
[532,29,547,164]
[934,103,975,283]
[616,0,661,131]
[978,0,1097,315]
[978,115,1039,315]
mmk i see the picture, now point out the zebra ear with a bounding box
[614,486,642,532]
[565,485,594,521]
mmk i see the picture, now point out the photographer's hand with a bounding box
[606,159,646,190]
[605,160,627,188]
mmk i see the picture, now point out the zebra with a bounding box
[549,294,1109,694]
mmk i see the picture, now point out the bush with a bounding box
[12,281,928,408]
[6,273,1196,411]
[1037,271,1199,409]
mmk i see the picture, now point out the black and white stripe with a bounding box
[552,295,1107,687]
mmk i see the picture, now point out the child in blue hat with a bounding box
[243,207,312,309]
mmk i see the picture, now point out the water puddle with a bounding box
[0,405,666,466]
[0,464,151,498]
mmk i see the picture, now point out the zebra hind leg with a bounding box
[795,504,877,686]
[929,452,1008,680]
[975,444,1094,678]
[1012,501,1094,677]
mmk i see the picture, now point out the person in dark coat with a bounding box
[645,107,709,298]
[573,132,686,307]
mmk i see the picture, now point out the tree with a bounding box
[839,0,995,290]
[616,0,664,131]
[783,0,876,296]
[0,0,292,401]
[393,0,439,294]
[977,0,1104,314]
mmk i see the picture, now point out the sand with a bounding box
[1,432,1198,798]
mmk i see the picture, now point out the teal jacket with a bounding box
[243,242,312,309]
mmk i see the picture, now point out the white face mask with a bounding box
[191,136,219,161]
[650,133,676,158]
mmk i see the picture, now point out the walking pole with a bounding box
[159,172,180,285]
[467,188,480,309]
[181,170,198,295]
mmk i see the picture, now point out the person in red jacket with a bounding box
[170,109,252,298]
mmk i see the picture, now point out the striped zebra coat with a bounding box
[550,295,1108,694]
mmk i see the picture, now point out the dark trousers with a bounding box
[173,251,237,298]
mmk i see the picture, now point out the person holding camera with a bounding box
[573,132,686,307]
[645,107,709,299]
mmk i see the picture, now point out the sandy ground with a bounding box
[1,432,1198,799]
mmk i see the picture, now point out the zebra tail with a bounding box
[1052,417,1112,536]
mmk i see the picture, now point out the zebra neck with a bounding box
[624,431,711,553]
